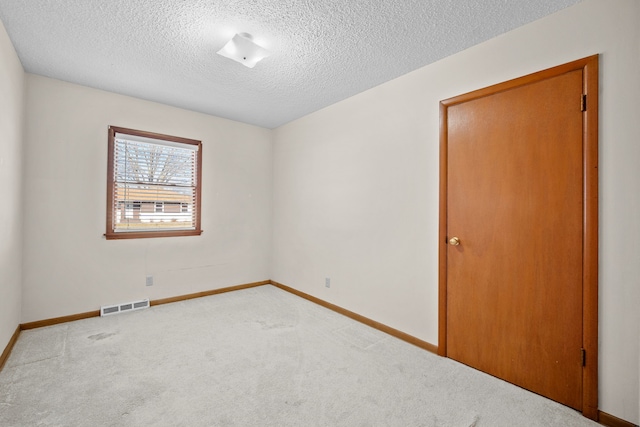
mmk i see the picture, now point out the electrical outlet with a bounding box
[146,275,153,286]
[325,277,330,288]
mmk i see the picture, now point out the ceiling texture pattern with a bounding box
[0,0,581,128]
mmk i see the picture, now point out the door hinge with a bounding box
[581,94,587,112]
[581,348,586,366]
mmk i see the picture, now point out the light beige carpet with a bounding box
[0,285,600,426]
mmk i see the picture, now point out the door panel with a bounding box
[445,70,584,409]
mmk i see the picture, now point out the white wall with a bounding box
[272,0,640,423]
[0,19,24,353]
[22,75,273,323]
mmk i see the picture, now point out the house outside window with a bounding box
[106,126,203,239]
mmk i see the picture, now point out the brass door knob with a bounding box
[449,237,460,246]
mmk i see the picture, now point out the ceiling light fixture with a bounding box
[216,33,271,68]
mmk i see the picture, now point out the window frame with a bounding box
[105,126,203,240]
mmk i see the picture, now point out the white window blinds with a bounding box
[108,128,201,237]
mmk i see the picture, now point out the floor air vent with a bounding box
[100,298,150,316]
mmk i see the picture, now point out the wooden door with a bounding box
[438,56,598,418]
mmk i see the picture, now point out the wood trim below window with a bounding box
[105,229,203,240]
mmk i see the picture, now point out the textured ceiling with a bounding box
[0,0,581,129]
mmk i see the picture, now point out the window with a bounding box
[106,126,202,239]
